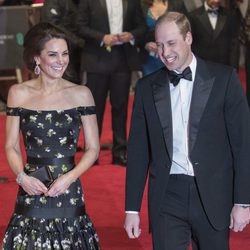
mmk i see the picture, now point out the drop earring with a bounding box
[34,62,40,75]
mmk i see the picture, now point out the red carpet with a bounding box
[0,70,250,249]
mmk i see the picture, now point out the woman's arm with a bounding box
[6,85,48,195]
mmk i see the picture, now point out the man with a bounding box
[188,0,240,69]
[76,0,146,166]
[124,12,250,250]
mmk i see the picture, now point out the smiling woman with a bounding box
[2,23,101,250]
[34,38,69,79]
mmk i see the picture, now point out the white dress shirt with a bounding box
[204,1,218,30]
[106,0,123,35]
[169,55,196,176]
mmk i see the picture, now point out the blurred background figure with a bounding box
[188,0,241,69]
[183,0,203,12]
[41,0,83,84]
[141,0,187,76]
[76,0,146,166]
[0,0,33,5]
[240,0,250,106]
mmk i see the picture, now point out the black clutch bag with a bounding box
[29,166,54,188]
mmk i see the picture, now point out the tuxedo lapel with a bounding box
[189,58,214,153]
[197,9,214,34]
[122,0,128,21]
[99,0,107,11]
[213,9,226,40]
[152,69,173,160]
[99,0,110,29]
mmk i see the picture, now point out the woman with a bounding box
[141,0,187,76]
[2,23,100,249]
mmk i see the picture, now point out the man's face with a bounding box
[206,0,221,9]
[155,21,193,72]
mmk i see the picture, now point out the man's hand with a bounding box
[117,32,134,43]
[103,34,119,46]
[145,42,158,54]
[230,205,250,232]
[124,213,141,239]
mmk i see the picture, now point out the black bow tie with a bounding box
[168,67,192,87]
[207,8,219,15]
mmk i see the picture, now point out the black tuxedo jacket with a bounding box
[188,6,240,69]
[126,57,250,233]
[76,0,146,72]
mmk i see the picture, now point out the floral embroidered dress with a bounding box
[2,107,100,250]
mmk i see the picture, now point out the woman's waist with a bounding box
[26,155,75,166]
[24,156,75,180]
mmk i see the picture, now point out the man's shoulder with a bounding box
[197,57,233,72]
[188,6,204,17]
[138,68,166,85]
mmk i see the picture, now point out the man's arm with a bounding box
[76,0,105,43]
[122,0,146,45]
[224,69,250,231]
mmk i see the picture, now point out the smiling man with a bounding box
[124,11,250,250]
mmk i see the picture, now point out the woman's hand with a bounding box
[21,175,48,196]
[45,173,74,197]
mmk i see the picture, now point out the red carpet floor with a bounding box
[1,70,250,249]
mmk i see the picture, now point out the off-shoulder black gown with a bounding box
[2,107,100,250]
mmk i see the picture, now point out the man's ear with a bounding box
[185,31,193,45]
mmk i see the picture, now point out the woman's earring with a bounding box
[34,63,40,75]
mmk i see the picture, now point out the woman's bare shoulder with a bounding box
[65,83,94,106]
[7,80,36,107]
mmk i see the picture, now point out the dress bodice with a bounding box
[6,106,95,158]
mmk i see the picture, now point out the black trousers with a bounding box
[86,45,132,156]
[152,174,229,250]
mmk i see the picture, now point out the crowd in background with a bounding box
[0,0,250,164]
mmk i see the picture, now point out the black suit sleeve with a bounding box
[224,69,250,203]
[126,80,150,211]
[124,0,147,45]
[41,0,65,25]
[76,0,106,43]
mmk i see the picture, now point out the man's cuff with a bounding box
[129,39,135,46]
[235,204,250,208]
[126,211,139,214]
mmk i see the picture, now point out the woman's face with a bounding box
[35,38,69,79]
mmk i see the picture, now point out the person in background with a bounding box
[41,0,83,84]
[124,11,250,250]
[2,22,100,249]
[33,0,44,3]
[241,0,250,106]
[141,0,187,76]
[0,0,32,5]
[76,0,146,166]
[188,0,241,69]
